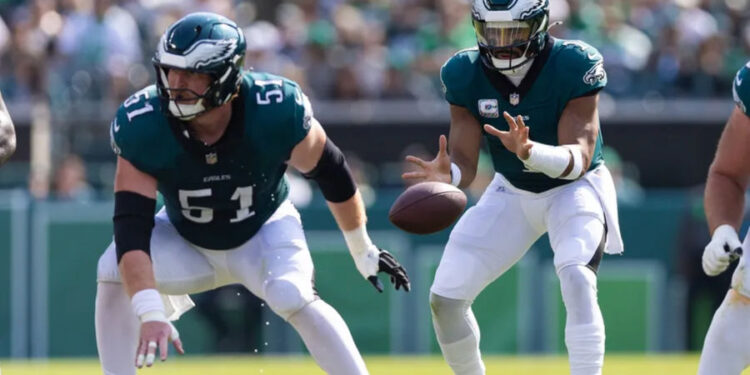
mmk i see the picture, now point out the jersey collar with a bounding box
[480,34,554,106]
[167,85,246,164]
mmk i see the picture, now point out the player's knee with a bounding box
[430,293,465,317]
[263,278,314,320]
[558,265,597,306]
[97,243,121,283]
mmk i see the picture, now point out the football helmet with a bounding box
[471,0,550,71]
[153,12,246,120]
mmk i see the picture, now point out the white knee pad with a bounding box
[558,265,601,325]
[263,278,315,320]
[430,293,474,342]
[430,293,485,375]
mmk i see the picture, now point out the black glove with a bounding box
[367,250,410,293]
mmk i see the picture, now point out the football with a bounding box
[389,181,467,234]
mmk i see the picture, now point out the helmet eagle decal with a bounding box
[153,12,247,120]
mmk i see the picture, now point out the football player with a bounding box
[403,1,622,374]
[96,12,409,375]
[0,91,16,167]
[697,62,750,375]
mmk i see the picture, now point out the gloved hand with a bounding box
[703,224,743,276]
[351,245,410,293]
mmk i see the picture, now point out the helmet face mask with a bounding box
[153,12,246,120]
[472,0,550,72]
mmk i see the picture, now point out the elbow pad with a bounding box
[302,139,357,203]
[113,191,156,263]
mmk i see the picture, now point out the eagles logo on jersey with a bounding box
[442,0,607,193]
[110,13,313,250]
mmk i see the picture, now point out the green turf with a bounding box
[2,354,744,375]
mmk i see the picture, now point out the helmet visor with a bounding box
[474,20,534,59]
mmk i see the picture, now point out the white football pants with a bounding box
[431,171,608,375]
[95,200,367,375]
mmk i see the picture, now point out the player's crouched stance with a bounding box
[403,1,623,374]
[697,62,750,375]
[95,13,409,375]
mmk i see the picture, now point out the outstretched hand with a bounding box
[484,112,533,160]
[367,250,410,293]
[402,135,451,184]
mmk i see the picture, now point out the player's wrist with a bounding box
[131,288,167,322]
[343,225,376,256]
[450,163,462,186]
[713,224,738,240]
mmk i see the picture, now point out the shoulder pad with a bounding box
[110,86,164,166]
[441,48,480,106]
[556,39,607,97]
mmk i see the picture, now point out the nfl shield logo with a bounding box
[205,152,218,165]
[509,93,520,106]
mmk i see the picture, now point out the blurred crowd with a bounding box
[0,0,749,108]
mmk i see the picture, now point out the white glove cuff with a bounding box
[131,288,166,322]
[450,163,462,187]
[714,224,740,242]
[343,225,375,256]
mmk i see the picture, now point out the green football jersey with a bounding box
[441,36,607,193]
[733,62,750,117]
[110,71,311,249]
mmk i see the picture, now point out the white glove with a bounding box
[342,225,411,293]
[703,224,743,276]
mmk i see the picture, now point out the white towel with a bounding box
[583,165,624,254]
[161,294,195,321]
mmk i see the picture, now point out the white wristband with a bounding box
[131,288,166,322]
[450,163,462,186]
[343,225,374,256]
[560,146,584,180]
[522,142,584,180]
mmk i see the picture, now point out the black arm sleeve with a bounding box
[113,191,156,263]
[302,138,357,203]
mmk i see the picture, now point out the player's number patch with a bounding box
[254,79,284,105]
[179,186,255,224]
[124,88,154,122]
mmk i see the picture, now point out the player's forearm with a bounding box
[118,250,158,298]
[327,190,366,232]
[705,170,746,233]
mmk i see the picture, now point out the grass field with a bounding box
[3,354,745,375]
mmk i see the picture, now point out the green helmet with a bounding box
[153,12,246,120]
[471,0,550,71]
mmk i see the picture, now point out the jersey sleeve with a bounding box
[286,80,313,147]
[560,41,607,99]
[109,87,160,175]
[440,51,474,108]
[732,63,750,116]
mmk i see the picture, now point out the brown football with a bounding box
[389,181,467,234]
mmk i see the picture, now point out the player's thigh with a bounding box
[546,183,605,272]
[431,191,541,301]
[698,291,750,375]
[226,201,315,301]
[97,210,217,294]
